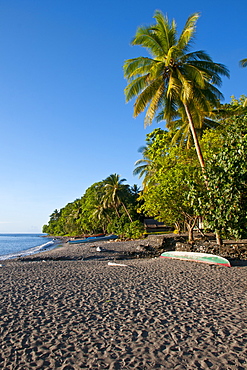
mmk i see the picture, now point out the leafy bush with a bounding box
[122,221,145,239]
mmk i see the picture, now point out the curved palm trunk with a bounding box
[121,202,133,222]
[113,204,121,218]
[183,104,226,244]
[183,103,205,170]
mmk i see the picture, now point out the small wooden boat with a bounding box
[160,251,231,267]
[68,234,118,244]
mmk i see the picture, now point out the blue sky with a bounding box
[0,0,246,232]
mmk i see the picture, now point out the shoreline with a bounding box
[1,239,247,368]
[2,231,247,262]
[0,234,57,261]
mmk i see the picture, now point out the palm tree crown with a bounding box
[124,11,229,169]
[103,174,133,222]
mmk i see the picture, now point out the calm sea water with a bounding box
[0,234,56,260]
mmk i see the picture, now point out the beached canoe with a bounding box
[68,234,118,244]
[160,251,231,267]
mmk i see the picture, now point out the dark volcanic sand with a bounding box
[0,240,247,369]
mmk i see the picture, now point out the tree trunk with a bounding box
[183,103,205,170]
[184,215,198,242]
[186,223,194,242]
[114,204,121,218]
[121,202,133,222]
[174,222,181,234]
[215,231,223,246]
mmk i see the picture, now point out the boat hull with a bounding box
[160,251,231,267]
[68,235,118,244]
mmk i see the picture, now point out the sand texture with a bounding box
[0,240,247,369]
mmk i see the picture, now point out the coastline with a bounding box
[0,234,56,261]
[0,239,247,369]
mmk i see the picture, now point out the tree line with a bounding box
[42,174,144,239]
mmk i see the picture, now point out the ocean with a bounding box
[0,234,57,260]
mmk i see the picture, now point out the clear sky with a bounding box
[0,0,246,233]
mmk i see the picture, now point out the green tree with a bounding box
[133,146,155,190]
[43,176,144,238]
[130,184,141,197]
[190,116,247,244]
[138,145,202,241]
[92,203,112,233]
[167,111,221,149]
[103,174,133,222]
[136,129,204,240]
[134,129,176,190]
[214,95,247,118]
[77,181,108,234]
[124,10,229,170]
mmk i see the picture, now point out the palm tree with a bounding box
[133,146,156,189]
[103,174,133,222]
[123,11,229,170]
[240,58,247,68]
[130,184,141,197]
[92,204,111,233]
[167,113,221,149]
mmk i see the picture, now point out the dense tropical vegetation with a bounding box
[189,115,247,244]
[43,10,247,245]
[43,175,144,239]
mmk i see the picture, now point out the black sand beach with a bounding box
[0,239,247,369]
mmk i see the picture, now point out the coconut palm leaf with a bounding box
[240,58,247,68]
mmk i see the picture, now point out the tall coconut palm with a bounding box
[123,11,229,170]
[103,174,133,222]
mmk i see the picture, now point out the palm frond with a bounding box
[181,50,213,62]
[167,74,181,99]
[181,63,207,89]
[153,11,177,53]
[189,60,230,84]
[177,13,200,52]
[131,26,164,58]
[176,69,193,101]
[239,58,247,68]
[144,83,165,127]
[123,57,155,79]
[157,97,179,124]
[133,76,164,117]
[124,75,150,102]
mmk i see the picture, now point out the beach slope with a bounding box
[0,240,247,369]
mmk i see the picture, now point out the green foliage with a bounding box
[135,102,247,242]
[136,129,205,240]
[42,176,142,238]
[107,216,144,239]
[122,220,145,239]
[134,128,177,190]
[190,116,247,239]
[124,11,229,126]
[214,95,247,119]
